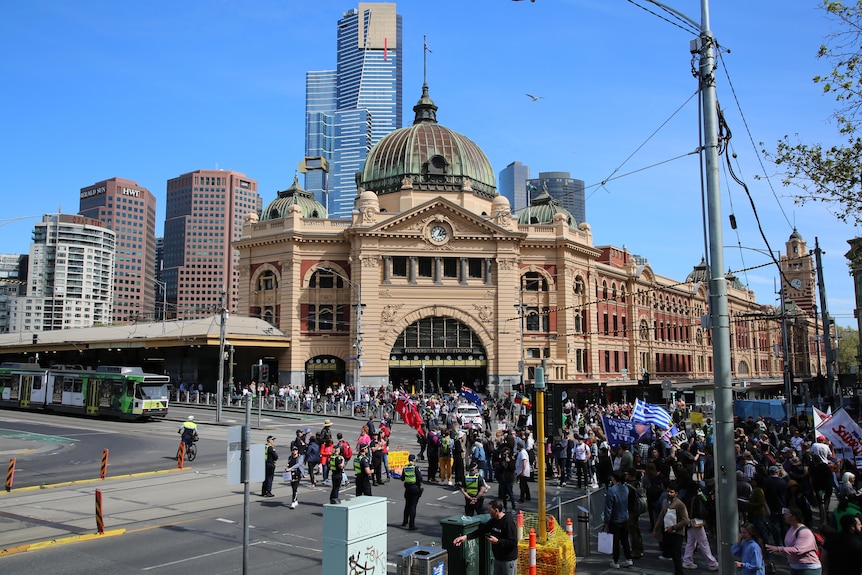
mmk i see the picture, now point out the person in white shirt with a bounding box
[574,436,590,489]
[515,441,531,503]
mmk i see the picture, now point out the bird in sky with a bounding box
[525,93,543,101]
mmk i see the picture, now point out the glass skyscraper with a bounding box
[304,3,403,218]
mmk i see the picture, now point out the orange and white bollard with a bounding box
[529,528,537,575]
[6,458,15,492]
[517,509,524,540]
[177,443,185,469]
[100,449,109,480]
[95,489,104,534]
[566,517,574,547]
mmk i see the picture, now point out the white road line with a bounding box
[437,495,448,500]
[142,542,263,570]
[215,518,235,523]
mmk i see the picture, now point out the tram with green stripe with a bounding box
[0,363,170,420]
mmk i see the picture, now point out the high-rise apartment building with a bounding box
[163,170,261,320]
[0,254,24,334]
[527,172,586,225]
[498,161,531,212]
[11,214,116,332]
[79,177,157,323]
[304,2,403,218]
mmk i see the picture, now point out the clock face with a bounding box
[790,278,803,289]
[430,225,448,242]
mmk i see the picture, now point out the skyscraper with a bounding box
[304,2,403,218]
[498,161,531,211]
[163,169,261,320]
[11,214,116,332]
[79,177,157,323]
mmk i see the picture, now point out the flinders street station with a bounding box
[235,84,821,408]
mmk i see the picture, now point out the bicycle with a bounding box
[178,438,198,461]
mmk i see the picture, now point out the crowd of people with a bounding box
[253,387,862,575]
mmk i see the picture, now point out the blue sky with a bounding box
[1,1,859,328]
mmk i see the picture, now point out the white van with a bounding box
[455,403,483,430]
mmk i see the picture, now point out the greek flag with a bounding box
[631,398,673,430]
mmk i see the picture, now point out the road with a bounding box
[0,408,791,574]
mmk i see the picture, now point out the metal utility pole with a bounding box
[216,290,227,423]
[779,284,793,424]
[814,238,838,410]
[645,1,738,571]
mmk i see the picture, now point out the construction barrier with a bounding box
[95,489,104,534]
[565,517,573,548]
[100,449,109,480]
[5,458,14,492]
[177,443,185,469]
[517,513,576,575]
[528,529,537,575]
[517,509,524,540]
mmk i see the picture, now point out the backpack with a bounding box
[441,436,452,456]
[628,484,647,516]
[341,441,353,461]
[796,526,824,558]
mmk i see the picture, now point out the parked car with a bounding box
[455,403,484,430]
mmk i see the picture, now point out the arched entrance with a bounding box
[388,316,487,395]
[305,356,346,393]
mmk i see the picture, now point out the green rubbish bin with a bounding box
[440,514,490,575]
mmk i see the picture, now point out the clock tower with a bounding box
[781,229,816,315]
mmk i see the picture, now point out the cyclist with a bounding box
[179,415,199,449]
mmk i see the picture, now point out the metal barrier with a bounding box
[546,486,607,555]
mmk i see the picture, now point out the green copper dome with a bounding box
[359,84,496,199]
[261,175,327,220]
[516,185,578,229]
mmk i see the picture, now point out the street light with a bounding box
[320,268,365,391]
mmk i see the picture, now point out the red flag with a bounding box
[396,392,424,436]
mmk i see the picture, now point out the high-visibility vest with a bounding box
[329,455,343,471]
[354,457,363,475]
[465,474,480,496]
[403,464,417,485]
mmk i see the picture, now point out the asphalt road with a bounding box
[0,407,794,574]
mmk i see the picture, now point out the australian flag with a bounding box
[459,385,482,408]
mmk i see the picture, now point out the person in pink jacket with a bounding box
[765,506,822,575]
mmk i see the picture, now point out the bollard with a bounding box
[100,449,109,479]
[566,517,574,548]
[517,509,524,540]
[177,442,185,469]
[528,528,537,575]
[95,489,104,534]
[6,458,15,492]
[576,505,590,558]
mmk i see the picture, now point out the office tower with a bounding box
[11,214,116,332]
[79,177,157,323]
[499,161,531,212]
[154,237,164,322]
[527,172,586,224]
[304,2,403,217]
[0,254,23,333]
[163,169,261,320]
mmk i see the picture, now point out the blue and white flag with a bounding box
[459,385,482,409]
[631,398,673,430]
[662,425,682,447]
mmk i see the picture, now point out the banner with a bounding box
[387,450,410,479]
[816,408,862,468]
[601,415,639,447]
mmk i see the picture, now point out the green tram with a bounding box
[0,363,170,420]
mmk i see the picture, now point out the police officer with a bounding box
[354,443,373,496]
[401,454,423,531]
[460,461,487,516]
[328,444,344,504]
[261,435,278,497]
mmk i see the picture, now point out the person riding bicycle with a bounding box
[179,415,199,447]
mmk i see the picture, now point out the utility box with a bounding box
[396,545,448,575]
[440,514,490,575]
[322,496,387,575]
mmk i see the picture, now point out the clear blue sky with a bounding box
[1,1,858,328]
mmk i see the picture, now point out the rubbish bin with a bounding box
[396,545,448,575]
[440,514,488,575]
[576,505,590,558]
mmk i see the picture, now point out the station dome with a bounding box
[261,175,327,221]
[516,185,578,229]
[359,84,496,199]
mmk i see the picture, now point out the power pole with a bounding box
[216,290,227,423]
[814,238,837,410]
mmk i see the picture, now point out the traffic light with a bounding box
[260,365,269,382]
[639,372,650,386]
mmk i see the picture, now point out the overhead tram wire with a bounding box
[625,0,700,36]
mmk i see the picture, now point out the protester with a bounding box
[765,507,822,575]
[453,499,518,574]
[603,471,634,569]
[653,481,688,575]
[732,522,766,575]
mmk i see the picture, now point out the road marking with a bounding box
[0,529,125,556]
[142,542,264,570]
[0,467,189,494]
[437,495,448,500]
[216,518,235,523]
[0,429,77,443]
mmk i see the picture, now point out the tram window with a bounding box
[127,382,135,397]
[0,375,10,388]
[73,379,83,393]
[32,376,42,390]
[63,378,74,392]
